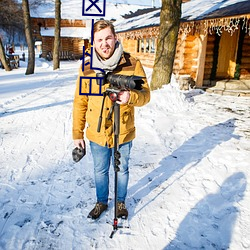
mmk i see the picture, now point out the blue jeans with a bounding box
[90,141,132,205]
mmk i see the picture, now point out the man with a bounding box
[72,20,150,220]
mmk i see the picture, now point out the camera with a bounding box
[96,72,144,90]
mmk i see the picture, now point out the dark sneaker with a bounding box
[117,202,128,219]
[87,202,108,220]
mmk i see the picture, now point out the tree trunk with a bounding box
[53,0,61,70]
[22,0,35,75]
[0,38,11,71]
[151,0,182,90]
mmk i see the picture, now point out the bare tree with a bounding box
[151,0,182,90]
[53,0,61,70]
[0,38,11,71]
[29,0,47,8]
[22,0,35,75]
[0,0,24,38]
[0,0,23,71]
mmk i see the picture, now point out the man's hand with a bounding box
[74,139,85,149]
[116,90,130,105]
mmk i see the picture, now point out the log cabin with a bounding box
[31,18,90,60]
[115,0,250,93]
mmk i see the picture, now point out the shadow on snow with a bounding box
[127,118,243,248]
[164,172,247,249]
[0,100,73,117]
[128,118,239,213]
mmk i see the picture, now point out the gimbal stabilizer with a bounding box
[96,72,145,237]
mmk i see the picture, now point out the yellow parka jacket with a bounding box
[72,52,150,148]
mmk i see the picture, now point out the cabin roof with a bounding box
[115,0,250,33]
[40,27,91,39]
[182,0,250,21]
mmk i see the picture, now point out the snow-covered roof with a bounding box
[115,0,250,33]
[30,1,150,20]
[182,0,250,21]
[114,8,160,33]
[40,27,91,39]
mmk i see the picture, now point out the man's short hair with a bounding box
[93,20,116,36]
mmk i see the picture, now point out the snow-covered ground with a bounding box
[0,49,250,250]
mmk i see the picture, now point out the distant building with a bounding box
[31,17,90,60]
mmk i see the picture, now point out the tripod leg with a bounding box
[97,92,107,133]
[111,102,121,237]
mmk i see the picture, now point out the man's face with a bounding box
[93,27,117,60]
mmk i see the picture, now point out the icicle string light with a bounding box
[117,26,159,40]
[179,16,250,36]
[117,16,250,40]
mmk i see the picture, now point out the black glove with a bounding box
[72,146,86,162]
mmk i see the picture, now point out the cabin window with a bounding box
[137,38,156,54]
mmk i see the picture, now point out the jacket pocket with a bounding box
[120,106,135,134]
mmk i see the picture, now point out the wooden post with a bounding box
[144,38,146,54]
[139,39,142,53]
[149,39,152,53]
[195,32,207,88]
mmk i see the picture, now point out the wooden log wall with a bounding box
[134,53,155,68]
[41,37,87,60]
[183,35,198,79]
[240,35,250,79]
[120,30,200,77]
[61,38,73,53]
[173,34,199,80]
[173,34,185,75]
[121,39,137,54]
[120,38,156,68]
[32,18,86,29]
[72,38,87,59]
[41,37,53,58]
